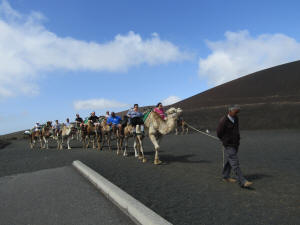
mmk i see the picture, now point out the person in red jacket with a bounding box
[217,105,253,188]
[153,102,167,120]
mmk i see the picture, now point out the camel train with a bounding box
[24,106,183,165]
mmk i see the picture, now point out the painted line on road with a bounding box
[72,160,173,225]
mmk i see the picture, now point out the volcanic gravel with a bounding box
[0,130,299,225]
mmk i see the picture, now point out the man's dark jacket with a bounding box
[217,115,240,148]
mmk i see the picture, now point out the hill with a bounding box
[173,60,300,130]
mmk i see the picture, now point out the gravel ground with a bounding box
[0,130,299,225]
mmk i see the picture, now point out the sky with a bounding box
[1,0,300,134]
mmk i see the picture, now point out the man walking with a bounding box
[217,105,253,188]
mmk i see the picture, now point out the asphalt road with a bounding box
[1,130,299,225]
[0,166,135,225]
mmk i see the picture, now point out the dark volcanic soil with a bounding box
[1,131,299,225]
[172,60,300,130]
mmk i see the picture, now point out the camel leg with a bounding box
[60,137,64,150]
[39,137,43,149]
[119,137,123,155]
[175,128,178,135]
[57,139,61,150]
[154,150,161,165]
[97,134,101,150]
[137,136,146,163]
[67,137,71,149]
[92,136,96,149]
[133,139,138,158]
[82,136,86,149]
[30,137,34,149]
[123,137,128,157]
[108,135,111,151]
[116,130,122,155]
[86,136,90,149]
[116,139,120,155]
[100,135,105,150]
[149,133,161,165]
[45,137,49,149]
[42,137,46,149]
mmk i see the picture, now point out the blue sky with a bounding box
[1,0,300,134]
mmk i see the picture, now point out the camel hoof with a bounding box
[142,158,147,163]
[154,159,162,165]
[123,153,128,157]
[68,147,71,150]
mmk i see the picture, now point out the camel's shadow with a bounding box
[160,154,211,164]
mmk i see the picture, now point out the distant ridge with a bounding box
[3,61,300,138]
[173,60,300,130]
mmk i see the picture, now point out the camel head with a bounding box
[165,107,183,120]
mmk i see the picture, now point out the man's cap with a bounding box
[228,105,241,111]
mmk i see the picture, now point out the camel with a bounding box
[41,121,53,149]
[100,118,111,151]
[57,123,77,150]
[123,124,146,162]
[29,129,43,149]
[175,117,188,135]
[144,107,183,165]
[84,121,101,150]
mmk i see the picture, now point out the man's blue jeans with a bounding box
[222,146,247,186]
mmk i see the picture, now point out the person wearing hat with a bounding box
[34,122,41,132]
[217,105,253,188]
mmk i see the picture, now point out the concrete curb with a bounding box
[72,160,173,225]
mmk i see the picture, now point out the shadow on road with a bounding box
[160,154,211,164]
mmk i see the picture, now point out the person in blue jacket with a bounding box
[127,104,144,136]
[107,112,122,132]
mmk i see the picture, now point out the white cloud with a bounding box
[74,98,130,110]
[161,96,181,106]
[0,0,190,99]
[198,30,300,86]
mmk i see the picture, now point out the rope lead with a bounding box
[184,122,219,140]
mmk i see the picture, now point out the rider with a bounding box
[52,120,61,136]
[75,113,84,128]
[65,118,71,127]
[154,102,167,120]
[127,104,145,136]
[88,111,99,126]
[33,122,41,132]
[107,112,122,131]
[105,111,110,119]
[75,114,83,123]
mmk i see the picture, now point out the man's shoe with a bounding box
[242,181,253,188]
[223,178,237,183]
